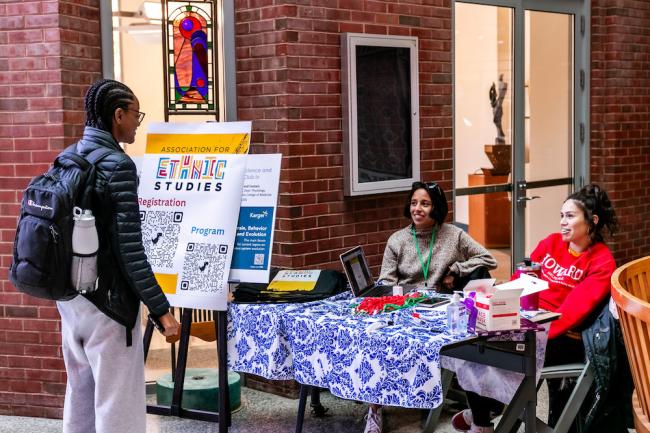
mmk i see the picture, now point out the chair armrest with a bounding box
[540,362,588,380]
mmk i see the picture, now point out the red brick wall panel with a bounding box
[0,0,102,417]
[235,0,453,270]
[0,0,647,420]
[591,0,650,264]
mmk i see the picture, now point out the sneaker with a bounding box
[364,407,383,433]
[451,409,473,432]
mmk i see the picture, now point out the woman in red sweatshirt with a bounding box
[452,184,619,433]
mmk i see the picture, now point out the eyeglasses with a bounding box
[412,181,440,191]
[127,109,146,124]
[425,181,440,191]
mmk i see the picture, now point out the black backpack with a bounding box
[9,145,112,300]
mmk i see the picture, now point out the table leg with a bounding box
[495,375,530,433]
[524,331,537,433]
[310,387,329,417]
[295,384,311,433]
[494,330,538,433]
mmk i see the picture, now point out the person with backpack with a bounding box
[53,79,179,433]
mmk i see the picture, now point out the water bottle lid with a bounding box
[73,207,94,220]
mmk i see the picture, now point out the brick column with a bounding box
[235,0,453,271]
[591,0,650,264]
[0,0,102,417]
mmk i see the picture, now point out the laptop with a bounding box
[339,246,401,298]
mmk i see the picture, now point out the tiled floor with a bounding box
[0,388,446,432]
[0,380,552,433]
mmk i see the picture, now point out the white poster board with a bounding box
[138,122,250,311]
[229,153,282,284]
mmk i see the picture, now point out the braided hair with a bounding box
[84,79,136,132]
[566,183,618,244]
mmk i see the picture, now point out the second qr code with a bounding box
[181,243,228,294]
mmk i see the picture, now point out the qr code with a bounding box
[180,242,228,293]
[140,211,183,268]
[254,254,265,265]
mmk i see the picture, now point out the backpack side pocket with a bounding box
[12,215,68,299]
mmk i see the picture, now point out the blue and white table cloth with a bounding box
[228,294,466,409]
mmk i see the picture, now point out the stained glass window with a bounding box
[163,1,218,116]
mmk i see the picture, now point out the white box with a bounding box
[465,276,549,331]
[474,285,522,331]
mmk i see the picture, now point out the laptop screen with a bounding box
[339,246,376,296]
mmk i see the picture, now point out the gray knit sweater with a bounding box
[379,223,497,288]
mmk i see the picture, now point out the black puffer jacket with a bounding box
[581,301,633,433]
[73,127,170,333]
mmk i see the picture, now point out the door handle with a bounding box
[517,195,541,203]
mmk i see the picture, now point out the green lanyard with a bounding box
[412,225,437,283]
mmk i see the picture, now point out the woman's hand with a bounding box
[158,312,180,337]
[442,274,456,291]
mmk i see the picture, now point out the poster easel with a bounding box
[143,308,231,433]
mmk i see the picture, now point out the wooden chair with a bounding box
[165,308,216,344]
[611,255,650,433]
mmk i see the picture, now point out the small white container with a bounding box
[392,285,403,296]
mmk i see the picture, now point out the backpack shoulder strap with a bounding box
[56,143,88,169]
[75,148,115,209]
[85,147,114,166]
[63,152,91,170]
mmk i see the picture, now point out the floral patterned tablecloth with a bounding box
[227,293,548,408]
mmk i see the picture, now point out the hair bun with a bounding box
[566,183,618,242]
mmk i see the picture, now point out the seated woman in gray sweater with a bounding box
[379,181,497,292]
[363,181,497,433]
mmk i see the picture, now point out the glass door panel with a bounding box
[454,0,584,275]
[523,10,574,254]
[454,3,513,279]
[525,11,573,182]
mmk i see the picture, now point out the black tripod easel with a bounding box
[143,307,231,433]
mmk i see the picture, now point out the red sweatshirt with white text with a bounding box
[530,233,615,340]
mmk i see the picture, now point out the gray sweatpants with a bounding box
[57,295,145,433]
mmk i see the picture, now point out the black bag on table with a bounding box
[233,268,348,304]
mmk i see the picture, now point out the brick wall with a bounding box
[0,0,102,417]
[1,0,649,420]
[235,0,453,272]
[591,0,650,264]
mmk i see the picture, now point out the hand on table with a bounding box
[442,274,456,292]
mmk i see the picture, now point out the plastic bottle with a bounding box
[71,207,99,294]
[446,291,467,335]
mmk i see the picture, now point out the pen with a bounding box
[411,313,445,331]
